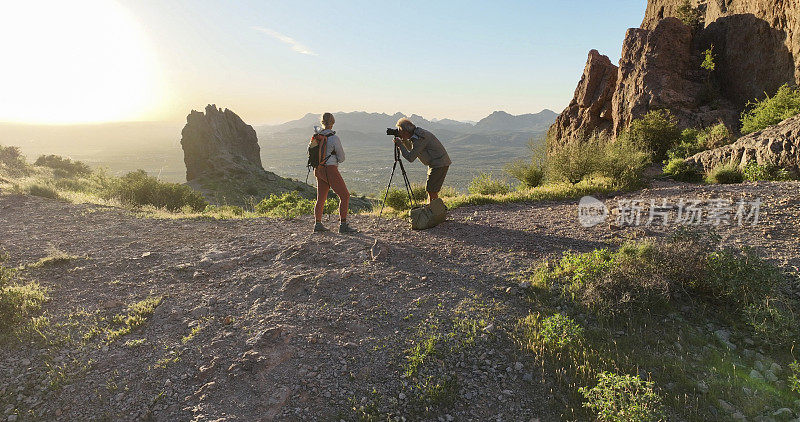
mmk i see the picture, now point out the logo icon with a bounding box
[578,196,608,227]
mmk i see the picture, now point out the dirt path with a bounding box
[1,181,798,421]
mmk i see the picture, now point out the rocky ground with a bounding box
[1,180,799,421]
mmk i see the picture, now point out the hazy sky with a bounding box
[0,0,645,125]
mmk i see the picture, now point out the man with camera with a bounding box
[388,117,451,203]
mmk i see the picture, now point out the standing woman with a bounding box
[313,112,358,234]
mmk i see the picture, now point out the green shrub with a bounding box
[579,371,665,422]
[104,170,207,212]
[702,123,733,149]
[255,191,337,218]
[547,138,600,184]
[0,282,48,331]
[468,172,510,195]
[741,161,791,181]
[705,163,743,184]
[0,251,14,288]
[625,110,682,161]
[534,233,799,346]
[676,0,702,28]
[34,155,92,177]
[505,160,544,188]
[667,128,708,160]
[741,84,800,134]
[0,145,29,175]
[537,313,584,349]
[597,138,651,189]
[663,158,702,182]
[790,361,800,394]
[27,184,61,200]
[384,188,414,210]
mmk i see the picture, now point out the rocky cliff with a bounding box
[549,0,800,147]
[685,113,800,175]
[180,105,316,205]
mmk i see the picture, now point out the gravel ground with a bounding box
[0,180,798,421]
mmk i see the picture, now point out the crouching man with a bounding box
[393,117,452,203]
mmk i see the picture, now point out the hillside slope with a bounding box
[1,181,799,421]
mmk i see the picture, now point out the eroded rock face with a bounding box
[685,114,800,175]
[181,104,263,181]
[547,50,618,146]
[550,0,799,148]
[643,0,800,87]
[180,105,317,205]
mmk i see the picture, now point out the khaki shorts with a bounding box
[426,166,449,193]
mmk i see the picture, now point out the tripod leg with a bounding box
[379,160,399,217]
[397,158,414,208]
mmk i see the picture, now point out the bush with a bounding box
[537,313,584,349]
[255,191,337,218]
[384,188,414,210]
[705,163,743,184]
[663,158,702,182]
[506,138,547,188]
[579,372,665,422]
[547,138,601,185]
[533,233,799,346]
[27,184,61,200]
[104,170,207,212]
[505,160,544,188]
[741,161,791,181]
[790,361,800,394]
[741,84,800,134]
[0,255,48,332]
[702,123,733,149]
[676,0,702,28]
[468,172,510,195]
[667,128,708,160]
[34,155,92,177]
[0,145,29,175]
[625,110,682,161]
[597,138,651,189]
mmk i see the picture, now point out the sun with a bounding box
[0,0,163,124]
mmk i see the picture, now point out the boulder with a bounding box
[685,113,800,175]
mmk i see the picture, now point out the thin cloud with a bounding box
[252,26,317,56]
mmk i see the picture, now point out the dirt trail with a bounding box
[1,181,798,421]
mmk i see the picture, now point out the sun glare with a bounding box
[0,1,163,124]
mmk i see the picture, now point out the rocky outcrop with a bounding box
[685,114,800,175]
[548,50,618,146]
[643,0,800,88]
[181,105,264,181]
[550,0,799,148]
[180,105,316,205]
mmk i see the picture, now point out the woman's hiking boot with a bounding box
[338,221,358,234]
[313,222,329,233]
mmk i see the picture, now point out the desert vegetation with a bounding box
[517,228,800,420]
[740,84,800,135]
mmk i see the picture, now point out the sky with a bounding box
[0,0,646,125]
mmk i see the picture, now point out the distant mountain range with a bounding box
[260,109,557,136]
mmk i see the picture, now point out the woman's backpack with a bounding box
[306,131,334,183]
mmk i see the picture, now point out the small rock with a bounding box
[755,360,765,372]
[749,369,764,380]
[773,408,793,420]
[764,370,779,382]
[718,399,735,413]
[398,393,405,400]
[770,362,782,374]
[697,380,709,394]
[731,411,746,421]
[514,362,524,371]
[523,373,533,382]
[8,415,18,422]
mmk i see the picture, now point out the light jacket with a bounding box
[398,128,452,168]
[319,129,345,166]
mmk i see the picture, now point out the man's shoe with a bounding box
[313,222,329,233]
[338,221,358,234]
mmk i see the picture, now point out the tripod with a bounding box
[379,143,415,217]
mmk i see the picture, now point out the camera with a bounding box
[386,128,400,136]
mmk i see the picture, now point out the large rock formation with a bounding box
[549,0,800,148]
[685,114,800,175]
[180,105,316,205]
